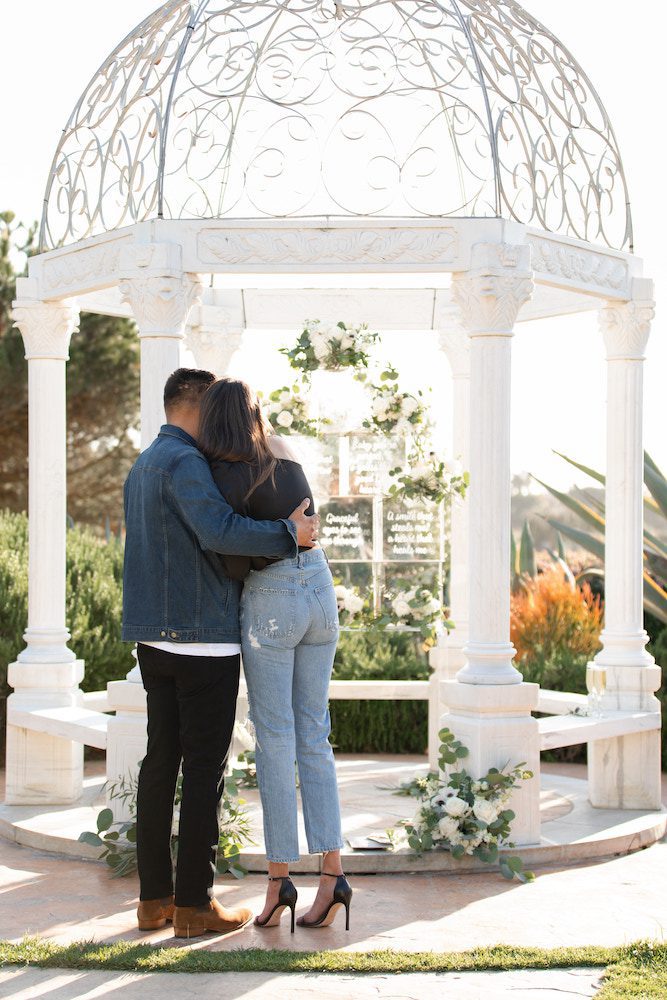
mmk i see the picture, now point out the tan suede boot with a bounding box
[137,895,175,930]
[173,897,253,938]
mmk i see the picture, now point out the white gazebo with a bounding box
[5,0,662,850]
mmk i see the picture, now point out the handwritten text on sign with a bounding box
[319,498,373,561]
[384,498,442,561]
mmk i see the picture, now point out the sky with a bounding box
[1,1,665,492]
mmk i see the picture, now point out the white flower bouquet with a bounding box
[388,452,469,505]
[392,728,535,882]
[381,584,454,647]
[364,366,427,436]
[281,320,378,377]
[263,384,321,437]
[334,583,369,626]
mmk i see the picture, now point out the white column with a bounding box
[438,312,472,672]
[440,243,540,846]
[186,304,244,376]
[452,244,533,685]
[6,285,84,804]
[119,247,202,451]
[427,309,471,767]
[118,247,201,685]
[589,280,662,809]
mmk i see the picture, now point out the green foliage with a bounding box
[0,509,28,751]
[0,212,139,527]
[79,769,254,880]
[65,524,134,691]
[0,510,132,759]
[330,699,427,754]
[537,450,667,623]
[330,630,429,753]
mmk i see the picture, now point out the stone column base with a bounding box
[589,729,662,810]
[106,679,148,822]
[427,640,467,769]
[440,679,541,846]
[5,659,85,805]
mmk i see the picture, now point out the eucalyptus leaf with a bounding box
[96,808,114,833]
[78,832,103,848]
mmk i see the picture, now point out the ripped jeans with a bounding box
[240,548,344,863]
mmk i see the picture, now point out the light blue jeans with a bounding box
[240,548,344,863]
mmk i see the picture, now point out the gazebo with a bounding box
[5,0,662,851]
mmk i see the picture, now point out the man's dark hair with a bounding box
[163,368,216,412]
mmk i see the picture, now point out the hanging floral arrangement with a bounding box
[388,452,468,506]
[262,383,323,437]
[280,320,379,378]
[363,365,428,437]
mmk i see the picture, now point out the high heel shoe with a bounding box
[254,875,298,933]
[296,873,352,930]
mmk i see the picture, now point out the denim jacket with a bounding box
[121,425,298,643]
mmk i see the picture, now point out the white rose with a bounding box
[276,410,293,428]
[443,458,463,478]
[280,390,292,402]
[338,332,355,351]
[346,593,365,616]
[472,798,500,825]
[438,815,460,840]
[334,585,348,605]
[392,597,411,619]
[402,396,419,416]
[444,796,470,818]
[372,396,389,418]
[312,337,330,361]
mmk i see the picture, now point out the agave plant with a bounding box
[533,451,667,624]
[511,518,575,594]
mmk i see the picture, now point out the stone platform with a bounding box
[0,755,665,874]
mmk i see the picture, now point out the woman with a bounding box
[198,378,352,932]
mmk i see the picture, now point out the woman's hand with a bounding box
[289,498,320,548]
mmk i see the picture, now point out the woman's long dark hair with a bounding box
[198,378,277,500]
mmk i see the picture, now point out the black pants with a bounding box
[136,644,240,907]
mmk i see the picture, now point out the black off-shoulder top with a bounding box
[210,458,315,580]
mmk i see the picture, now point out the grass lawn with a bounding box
[0,939,665,996]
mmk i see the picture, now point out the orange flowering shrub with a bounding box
[510,567,603,689]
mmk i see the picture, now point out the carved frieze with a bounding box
[41,242,123,293]
[198,227,459,266]
[529,236,628,292]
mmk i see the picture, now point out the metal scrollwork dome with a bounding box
[39,0,632,251]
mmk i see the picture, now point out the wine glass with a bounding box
[593,666,607,716]
[586,664,598,717]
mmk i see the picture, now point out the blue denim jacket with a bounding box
[121,425,298,643]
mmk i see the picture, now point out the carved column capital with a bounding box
[12,299,79,361]
[436,321,470,378]
[600,299,654,360]
[185,304,244,375]
[452,243,533,336]
[119,272,202,337]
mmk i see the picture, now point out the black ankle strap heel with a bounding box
[255,876,298,933]
[297,872,353,931]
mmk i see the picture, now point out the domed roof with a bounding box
[39,0,631,251]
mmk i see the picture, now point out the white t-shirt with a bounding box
[140,641,241,657]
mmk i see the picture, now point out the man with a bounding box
[122,368,318,939]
